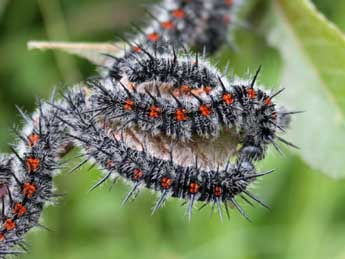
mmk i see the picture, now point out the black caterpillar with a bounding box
[0,0,299,257]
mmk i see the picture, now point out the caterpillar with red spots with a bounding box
[62,88,268,222]
[124,0,240,52]
[109,0,241,79]
[0,0,299,257]
[91,49,291,160]
[0,96,70,256]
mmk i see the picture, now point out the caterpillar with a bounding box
[63,87,278,221]
[93,45,293,159]
[0,0,299,257]
[91,52,290,156]
[109,0,241,78]
[136,0,240,53]
[0,97,69,256]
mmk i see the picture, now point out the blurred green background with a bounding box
[1,0,345,258]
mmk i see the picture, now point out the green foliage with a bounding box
[1,0,345,258]
[268,0,345,178]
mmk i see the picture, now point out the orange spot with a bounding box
[224,0,233,6]
[23,183,36,198]
[124,99,134,111]
[172,9,186,19]
[189,183,200,194]
[3,219,15,231]
[0,233,5,241]
[247,88,257,99]
[213,186,222,197]
[264,97,272,106]
[180,85,191,95]
[223,93,234,105]
[133,46,141,53]
[28,134,40,146]
[26,157,40,173]
[199,104,211,117]
[161,177,172,189]
[149,106,160,118]
[175,109,188,121]
[147,32,160,42]
[203,86,212,94]
[133,169,143,181]
[161,20,174,30]
[13,203,27,217]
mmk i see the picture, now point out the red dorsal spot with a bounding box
[175,109,188,121]
[161,177,172,189]
[124,99,134,111]
[264,97,272,106]
[161,20,174,30]
[26,157,40,173]
[172,9,186,19]
[13,203,27,217]
[3,219,16,231]
[147,32,160,42]
[247,88,257,99]
[133,169,143,181]
[223,93,234,105]
[224,0,234,6]
[133,46,141,53]
[189,183,200,194]
[149,106,160,118]
[23,183,36,198]
[0,233,5,241]
[271,112,277,120]
[180,85,191,95]
[199,104,211,117]
[28,134,40,146]
[203,86,212,94]
[213,186,222,197]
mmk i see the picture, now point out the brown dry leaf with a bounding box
[27,41,124,66]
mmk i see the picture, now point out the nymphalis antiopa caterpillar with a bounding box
[0,0,299,256]
[127,0,239,52]
[0,96,71,254]
[110,0,241,78]
[63,88,276,222]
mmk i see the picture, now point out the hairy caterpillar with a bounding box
[0,0,299,257]
[62,87,275,221]
[109,0,241,78]
[91,52,290,155]
[0,97,69,256]
[127,0,239,50]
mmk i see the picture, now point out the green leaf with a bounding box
[267,0,345,178]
